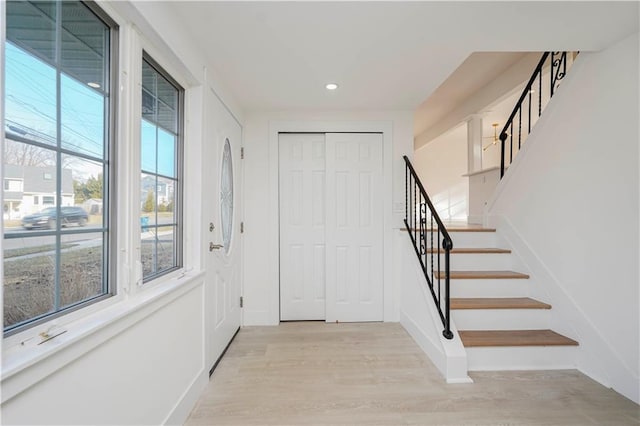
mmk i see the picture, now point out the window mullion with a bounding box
[54,0,63,312]
[102,29,111,296]
[154,113,159,275]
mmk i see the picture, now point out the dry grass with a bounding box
[4,246,103,328]
[4,243,76,259]
[4,241,174,329]
[140,238,175,279]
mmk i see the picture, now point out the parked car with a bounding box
[22,206,89,230]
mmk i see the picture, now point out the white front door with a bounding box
[279,133,326,320]
[204,89,242,370]
[278,133,384,322]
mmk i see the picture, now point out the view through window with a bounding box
[140,54,183,281]
[3,1,116,333]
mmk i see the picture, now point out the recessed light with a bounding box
[88,82,101,89]
[325,83,338,90]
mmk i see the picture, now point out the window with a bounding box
[4,179,23,192]
[140,54,183,281]
[33,196,39,205]
[3,1,117,334]
[221,139,234,254]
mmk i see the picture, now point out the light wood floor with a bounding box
[185,322,640,425]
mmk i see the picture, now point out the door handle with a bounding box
[209,243,224,251]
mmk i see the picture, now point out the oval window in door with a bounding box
[220,138,233,254]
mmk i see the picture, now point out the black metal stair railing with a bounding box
[404,155,453,339]
[499,51,572,178]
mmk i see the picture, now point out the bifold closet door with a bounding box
[279,133,327,320]
[325,133,384,322]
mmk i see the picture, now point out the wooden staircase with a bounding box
[446,225,578,370]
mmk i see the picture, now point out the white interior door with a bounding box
[325,133,384,322]
[204,89,242,369]
[279,132,384,322]
[279,133,326,320]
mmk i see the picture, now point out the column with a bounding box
[467,114,483,174]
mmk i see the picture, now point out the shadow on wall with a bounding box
[414,123,469,222]
[432,183,468,221]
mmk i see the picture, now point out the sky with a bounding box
[5,41,177,183]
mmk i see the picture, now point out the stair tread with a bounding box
[459,329,579,347]
[438,270,530,279]
[427,248,511,254]
[406,227,496,233]
[446,227,496,233]
[451,297,551,310]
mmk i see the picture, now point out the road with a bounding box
[3,225,172,251]
[3,225,103,250]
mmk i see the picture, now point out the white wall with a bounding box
[467,168,500,225]
[1,1,245,424]
[242,110,413,326]
[488,33,640,403]
[2,279,206,425]
[413,124,468,221]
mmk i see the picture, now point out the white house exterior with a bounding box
[3,163,73,220]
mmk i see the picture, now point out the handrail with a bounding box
[403,155,453,339]
[499,51,571,177]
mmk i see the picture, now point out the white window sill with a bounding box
[1,269,205,403]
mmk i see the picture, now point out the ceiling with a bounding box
[169,2,639,113]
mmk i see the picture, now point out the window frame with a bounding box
[139,51,184,284]
[2,0,119,336]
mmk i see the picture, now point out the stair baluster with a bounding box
[403,155,453,339]
[499,51,573,177]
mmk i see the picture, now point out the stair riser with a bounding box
[448,232,498,248]
[449,254,514,270]
[450,279,529,298]
[465,346,578,371]
[452,309,550,330]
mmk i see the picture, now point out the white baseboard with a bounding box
[400,311,446,373]
[446,377,474,384]
[163,369,208,426]
[243,310,275,326]
[401,311,473,384]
